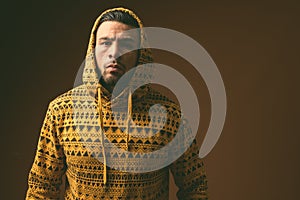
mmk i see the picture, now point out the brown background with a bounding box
[1,0,299,199]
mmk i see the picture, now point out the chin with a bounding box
[103,75,120,86]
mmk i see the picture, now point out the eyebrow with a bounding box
[98,36,136,42]
[98,37,113,41]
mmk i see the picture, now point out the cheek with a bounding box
[95,47,106,68]
[125,51,139,68]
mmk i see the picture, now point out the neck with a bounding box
[100,80,117,97]
[100,80,114,93]
[99,78,130,97]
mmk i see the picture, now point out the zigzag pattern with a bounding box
[26,85,208,199]
[26,7,208,200]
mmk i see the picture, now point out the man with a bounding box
[26,7,208,200]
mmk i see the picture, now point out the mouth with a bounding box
[106,63,125,74]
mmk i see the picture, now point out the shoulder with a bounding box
[146,86,179,108]
[48,85,90,111]
[135,85,181,117]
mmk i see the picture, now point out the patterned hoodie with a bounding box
[26,7,208,200]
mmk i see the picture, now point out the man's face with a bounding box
[95,21,139,88]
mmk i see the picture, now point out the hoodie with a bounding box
[26,7,208,200]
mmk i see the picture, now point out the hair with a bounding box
[99,10,140,28]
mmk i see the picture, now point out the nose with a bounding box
[108,42,121,60]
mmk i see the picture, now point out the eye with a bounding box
[101,41,112,46]
[120,41,135,49]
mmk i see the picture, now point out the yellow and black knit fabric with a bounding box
[26,7,208,200]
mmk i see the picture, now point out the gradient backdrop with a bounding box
[1,0,299,199]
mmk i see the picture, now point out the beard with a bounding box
[98,66,135,93]
[99,70,123,92]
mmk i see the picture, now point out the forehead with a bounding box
[96,21,139,39]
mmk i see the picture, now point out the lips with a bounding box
[106,63,125,74]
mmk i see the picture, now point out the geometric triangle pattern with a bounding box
[26,7,208,200]
[26,82,208,200]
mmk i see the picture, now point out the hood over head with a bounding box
[82,7,153,98]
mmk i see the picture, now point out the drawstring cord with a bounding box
[97,86,132,183]
[97,86,107,185]
[126,88,132,151]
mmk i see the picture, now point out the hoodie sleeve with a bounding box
[26,102,66,200]
[170,119,209,200]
